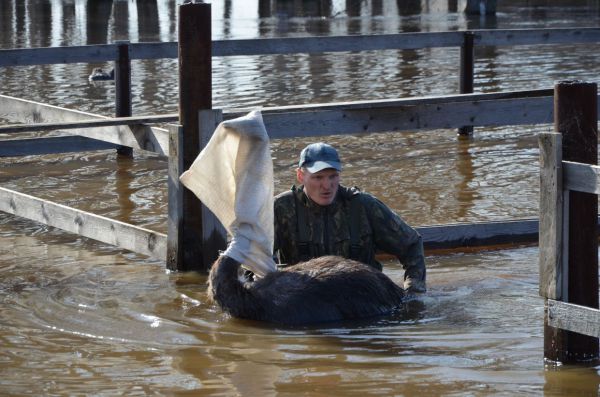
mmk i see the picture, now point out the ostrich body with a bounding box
[208,255,405,325]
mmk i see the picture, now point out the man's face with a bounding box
[297,167,340,206]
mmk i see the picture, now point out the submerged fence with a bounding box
[1,3,600,272]
[539,81,599,364]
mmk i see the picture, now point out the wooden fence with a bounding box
[539,81,599,364]
[2,3,600,271]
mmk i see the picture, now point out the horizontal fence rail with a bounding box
[0,184,547,259]
[0,186,167,260]
[1,28,600,67]
[0,94,169,155]
[0,136,118,157]
[563,161,600,195]
[0,89,560,156]
[547,299,600,339]
[0,114,178,134]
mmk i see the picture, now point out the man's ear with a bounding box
[296,167,304,184]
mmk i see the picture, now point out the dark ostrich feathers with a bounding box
[208,255,405,325]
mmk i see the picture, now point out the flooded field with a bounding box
[2,0,600,395]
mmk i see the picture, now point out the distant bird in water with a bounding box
[208,255,406,325]
[88,67,114,82]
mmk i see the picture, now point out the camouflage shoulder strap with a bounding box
[343,186,364,260]
[292,187,314,260]
[346,189,364,261]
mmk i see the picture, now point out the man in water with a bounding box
[273,142,426,293]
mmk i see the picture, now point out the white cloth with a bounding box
[179,110,277,276]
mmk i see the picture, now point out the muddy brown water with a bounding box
[2,0,600,395]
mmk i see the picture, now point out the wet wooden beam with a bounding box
[259,96,555,138]
[0,114,178,134]
[141,28,600,57]
[538,133,564,301]
[563,161,600,195]
[548,300,600,339]
[0,44,117,67]
[2,28,600,66]
[0,186,166,260]
[418,219,538,249]
[0,94,170,155]
[2,89,553,133]
[212,32,463,55]
[476,28,600,47]
[0,136,118,157]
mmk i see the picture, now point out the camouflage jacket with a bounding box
[273,185,426,292]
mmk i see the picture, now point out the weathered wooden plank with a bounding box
[213,32,464,56]
[548,300,600,339]
[420,215,600,249]
[3,89,552,134]
[0,136,118,157]
[0,90,559,149]
[130,41,178,60]
[2,28,599,67]
[167,124,184,268]
[0,94,169,155]
[260,96,554,138]
[1,90,551,134]
[0,114,178,134]
[0,88,575,148]
[563,161,600,195]
[477,28,600,47]
[133,28,600,58]
[538,133,564,300]
[0,44,117,67]
[135,34,461,59]
[233,88,555,115]
[417,219,539,249]
[0,186,166,260]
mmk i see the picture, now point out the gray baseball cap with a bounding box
[298,142,342,173]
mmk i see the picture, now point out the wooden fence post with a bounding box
[167,2,220,272]
[458,31,474,136]
[544,80,599,363]
[114,40,133,157]
[167,110,226,272]
[538,132,564,302]
[198,109,227,267]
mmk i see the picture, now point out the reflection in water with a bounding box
[397,0,422,16]
[455,135,476,220]
[115,155,135,225]
[2,0,600,395]
[86,1,112,45]
[137,0,160,42]
[544,365,600,396]
[112,0,130,41]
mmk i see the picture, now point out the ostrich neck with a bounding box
[210,256,263,319]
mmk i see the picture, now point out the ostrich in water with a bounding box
[208,254,406,325]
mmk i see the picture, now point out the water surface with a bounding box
[2,0,600,395]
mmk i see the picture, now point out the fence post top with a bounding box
[554,80,597,88]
